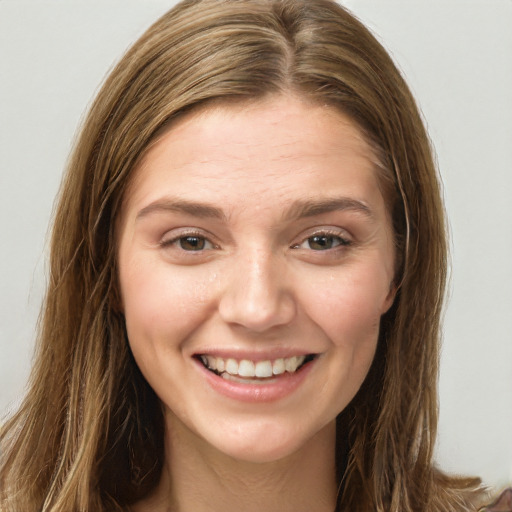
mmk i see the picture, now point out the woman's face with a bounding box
[117,96,396,463]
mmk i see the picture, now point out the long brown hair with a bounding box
[0,1,486,510]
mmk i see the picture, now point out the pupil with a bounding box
[180,236,205,251]
[310,235,333,250]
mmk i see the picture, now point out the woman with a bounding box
[0,0,491,510]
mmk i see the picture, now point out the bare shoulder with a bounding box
[480,488,512,512]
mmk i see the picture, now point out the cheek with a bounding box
[119,259,215,351]
[299,268,388,348]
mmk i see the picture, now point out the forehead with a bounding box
[123,95,386,218]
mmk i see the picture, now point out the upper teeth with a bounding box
[200,355,306,378]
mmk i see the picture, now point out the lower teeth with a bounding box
[220,372,277,384]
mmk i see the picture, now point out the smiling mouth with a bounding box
[196,354,317,382]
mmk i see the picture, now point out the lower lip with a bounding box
[194,358,315,403]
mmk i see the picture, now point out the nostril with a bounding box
[218,290,296,333]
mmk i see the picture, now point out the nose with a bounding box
[218,249,296,333]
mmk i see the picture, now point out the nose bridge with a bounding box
[218,245,296,332]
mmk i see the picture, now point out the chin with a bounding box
[201,418,333,465]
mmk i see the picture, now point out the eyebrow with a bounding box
[136,198,226,221]
[135,196,373,222]
[283,197,373,221]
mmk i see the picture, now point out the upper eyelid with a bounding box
[295,226,352,241]
[161,227,215,242]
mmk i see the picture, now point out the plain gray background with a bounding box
[1,0,511,490]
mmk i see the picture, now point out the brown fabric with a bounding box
[483,489,512,512]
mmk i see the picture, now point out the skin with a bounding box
[118,95,396,512]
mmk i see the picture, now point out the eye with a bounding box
[292,231,351,251]
[161,232,216,252]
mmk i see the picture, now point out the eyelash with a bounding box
[160,228,351,253]
[291,229,352,252]
[160,230,217,252]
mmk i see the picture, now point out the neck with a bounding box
[134,414,339,512]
